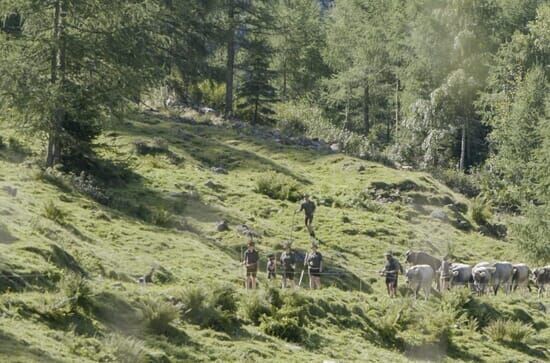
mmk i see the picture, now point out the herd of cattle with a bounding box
[402,250,550,300]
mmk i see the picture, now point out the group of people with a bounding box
[244,240,323,290]
[240,195,550,298]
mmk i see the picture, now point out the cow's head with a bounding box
[404,250,412,263]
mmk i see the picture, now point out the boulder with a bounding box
[204,180,217,189]
[1,186,17,197]
[211,166,228,174]
[216,220,229,232]
[330,143,340,152]
[430,209,448,221]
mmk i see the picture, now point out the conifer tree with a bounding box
[0,0,162,167]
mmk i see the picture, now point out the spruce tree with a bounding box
[237,35,276,124]
[0,0,162,167]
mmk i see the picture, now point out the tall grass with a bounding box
[136,296,180,334]
[485,319,534,343]
[471,196,492,226]
[105,334,148,363]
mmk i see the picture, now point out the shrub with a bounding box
[211,284,238,315]
[59,272,93,313]
[432,169,480,198]
[178,285,238,332]
[133,139,168,156]
[136,296,180,334]
[485,319,534,343]
[255,171,301,202]
[43,200,67,225]
[471,196,492,226]
[151,209,174,227]
[240,292,272,325]
[105,334,148,363]
[260,315,306,343]
[195,80,225,110]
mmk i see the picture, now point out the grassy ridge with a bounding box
[0,109,548,362]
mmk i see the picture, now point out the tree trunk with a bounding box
[282,57,287,101]
[343,86,350,129]
[47,0,64,167]
[224,1,235,117]
[253,96,259,125]
[363,84,369,135]
[459,120,467,171]
[395,79,400,132]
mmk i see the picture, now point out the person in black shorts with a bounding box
[280,242,296,288]
[305,242,323,289]
[266,254,277,281]
[243,240,259,289]
[298,194,316,238]
[379,251,403,298]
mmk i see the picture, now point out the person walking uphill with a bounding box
[280,242,296,288]
[379,251,403,298]
[305,242,323,289]
[243,241,259,290]
[298,194,316,238]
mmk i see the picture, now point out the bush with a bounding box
[195,80,225,110]
[485,319,534,343]
[432,169,480,198]
[179,285,238,332]
[43,200,67,225]
[240,292,272,325]
[59,272,93,313]
[151,209,174,227]
[105,334,148,363]
[260,315,306,343]
[136,296,180,334]
[471,196,492,226]
[255,171,301,202]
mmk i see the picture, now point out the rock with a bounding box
[236,224,260,239]
[357,165,366,172]
[199,107,215,114]
[430,209,448,221]
[456,219,470,230]
[478,225,490,236]
[330,143,340,152]
[211,166,228,174]
[204,180,217,189]
[216,220,229,232]
[1,186,17,197]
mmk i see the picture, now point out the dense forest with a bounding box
[0,0,548,259]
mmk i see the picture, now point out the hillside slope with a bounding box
[0,109,548,362]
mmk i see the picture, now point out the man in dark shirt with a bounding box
[379,251,403,298]
[243,240,259,289]
[306,242,323,289]
[280,242,296,288]
[298,194,317,238]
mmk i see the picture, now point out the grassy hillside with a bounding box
[0,109,548,362]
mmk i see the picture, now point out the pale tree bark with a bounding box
[363,84,369,135]
[47,0,65,167]
[224,0,236,117]
[459,120,467,171]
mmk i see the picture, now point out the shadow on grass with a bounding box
[502,341,548,360]
[0,330,59,363]
[21,244,87,277]
[127,113,312,184]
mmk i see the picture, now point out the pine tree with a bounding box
[237,35,276,124]
[0,0,162,167]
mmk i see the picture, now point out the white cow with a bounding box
[406,265,434,300]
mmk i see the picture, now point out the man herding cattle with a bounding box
[380,251,404,298]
